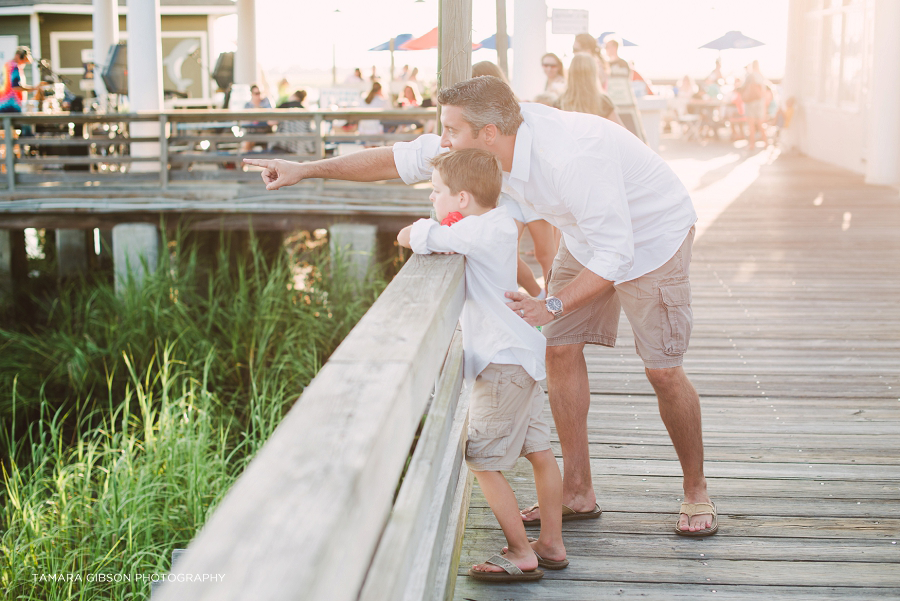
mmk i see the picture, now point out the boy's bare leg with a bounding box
[470,470,539,574]
[525,449,566,560]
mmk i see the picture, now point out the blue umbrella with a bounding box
[369,34,413,52]
[598,32,637,47]
[699,31,764,50]
[477,33,512,50]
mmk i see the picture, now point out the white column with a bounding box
[865,0,900,187]
[112,224,159,293]
[126,0,162,172]
[0,230,12,301]
[781,0,805,153]
[29,13,42,87]
[511,0,546,101]
[234,0,257,86]
[56,229,89,278]
[92,0,119,111]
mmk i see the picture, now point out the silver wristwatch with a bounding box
[545,296,563,318]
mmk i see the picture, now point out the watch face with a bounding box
[546,297,563,313]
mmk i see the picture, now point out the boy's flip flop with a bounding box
[467,554,544,582]
[674,501,718,537]
[500,539,569,570]
[521,502,602,528]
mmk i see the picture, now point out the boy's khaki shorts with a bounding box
[465,363,552,472]
[542,227,695,369]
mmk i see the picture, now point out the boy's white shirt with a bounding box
[409,205,546,384]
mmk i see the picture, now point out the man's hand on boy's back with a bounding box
[242,158,307,190]
[505,291,554,327]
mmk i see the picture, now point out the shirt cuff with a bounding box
[392,134,443,184]
[584,253,632,283]
[410,218,437,254]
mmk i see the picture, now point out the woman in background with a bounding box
[572,32,608,91]
[541,53,566,97]
[560,53,625,127]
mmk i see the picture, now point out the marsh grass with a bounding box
[0,228,387,599]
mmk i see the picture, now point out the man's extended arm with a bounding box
[243,146,399,190]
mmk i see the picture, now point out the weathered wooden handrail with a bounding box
[1,108,436,191]
[155,253,472,601]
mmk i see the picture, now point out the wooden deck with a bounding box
[454,144,900,600]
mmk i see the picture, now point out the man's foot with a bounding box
[520,498,601,526]
[675,499,718,536]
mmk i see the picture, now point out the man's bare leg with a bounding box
[645,365,713,532]
[521,342,596,522]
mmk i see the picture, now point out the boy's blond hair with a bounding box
[429,149,502,210]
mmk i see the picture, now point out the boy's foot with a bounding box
[471,549,539,575]
[501,537,567,567]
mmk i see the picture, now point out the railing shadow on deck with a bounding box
[154,253,473,601]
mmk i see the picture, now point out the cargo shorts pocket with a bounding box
[466,417,514,459]
[659,279,693,356]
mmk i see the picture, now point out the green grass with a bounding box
[0,229,388,599]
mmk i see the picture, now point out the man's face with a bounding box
[429,168,459,222]
[439,105,483,151]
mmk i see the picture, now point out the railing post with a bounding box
[3,116,14,191]
[159,113,169,190]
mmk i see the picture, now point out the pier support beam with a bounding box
[113,224,159,293]
[0,230,12,301]
[56,229,91,278]
[0,229,27,305]
[329,223,376,284]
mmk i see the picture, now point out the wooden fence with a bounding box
[1,108,436,191]
[155,253,473,601]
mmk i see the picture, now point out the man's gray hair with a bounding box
[437,76,523,136]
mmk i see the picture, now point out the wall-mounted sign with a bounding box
[551,9,589,35]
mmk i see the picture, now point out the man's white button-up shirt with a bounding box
[394,103,697,284]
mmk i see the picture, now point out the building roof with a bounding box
[0,0,234,8]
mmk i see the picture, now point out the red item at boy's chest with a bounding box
[440,212,464,226]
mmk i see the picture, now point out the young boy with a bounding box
[397,148,566,583]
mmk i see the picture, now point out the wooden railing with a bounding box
[155,253,473,601]
[1,108,436,191]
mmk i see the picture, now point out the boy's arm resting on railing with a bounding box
[243,146,399,190]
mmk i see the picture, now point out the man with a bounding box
[1,46,45,113]
[243,76,717,536]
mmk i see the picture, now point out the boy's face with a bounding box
[430,168,461,222]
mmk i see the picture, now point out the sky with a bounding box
[214,0,789,90]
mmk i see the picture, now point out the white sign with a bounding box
[551,9,589,35]
[0,35,19,64]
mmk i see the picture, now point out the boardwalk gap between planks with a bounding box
[454,141,900,600]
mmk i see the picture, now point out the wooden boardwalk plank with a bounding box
[453,144,900,600]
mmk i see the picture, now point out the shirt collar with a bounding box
[509,119,532,184]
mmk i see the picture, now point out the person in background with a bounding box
[471,61,559,301]
[560,54,625,128]
[740,61,768,148]
[275,90,314,156]
[241,84,273,153]
[364,81,386,108]
[399,85,421,108]
[276,78,291,106]
[532,92,559,109]
[1,46,46,113]
[604,35,654,96]
[572,33,608,91]
[541,53,567,97]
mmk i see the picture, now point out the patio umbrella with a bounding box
[369,34,413,52]
[476,33,512,50]
[399,27,481,50]
[598,32,637,47]
[699,31,764,50]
